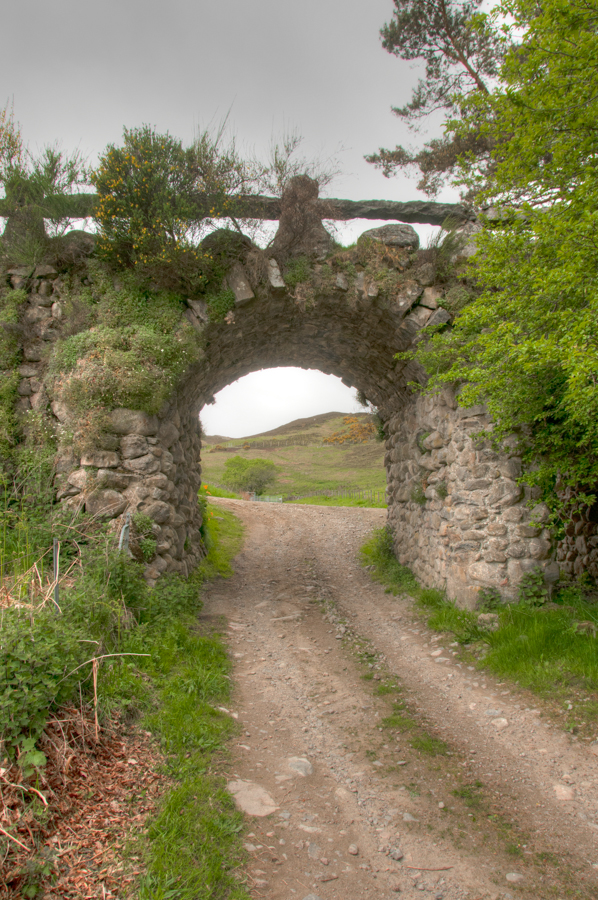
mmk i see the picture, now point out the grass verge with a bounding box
[112,507,248,900]
[199,483,242,500]
[0,496,249,900]
[360,526,598,736]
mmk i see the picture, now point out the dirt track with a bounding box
[204,500,598,900]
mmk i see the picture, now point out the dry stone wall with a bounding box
[4,206,583,601]
[385,391,559,606]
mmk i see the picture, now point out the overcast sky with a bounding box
[2,0,446,437]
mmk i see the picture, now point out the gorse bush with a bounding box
[92,124,251,295]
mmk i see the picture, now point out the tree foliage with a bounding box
[221,456,277,495]
[412,0,598,513]
[366,0,506,196]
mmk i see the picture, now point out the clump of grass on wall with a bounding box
[49,265,204,422]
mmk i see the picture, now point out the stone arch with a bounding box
[8,179,559,605]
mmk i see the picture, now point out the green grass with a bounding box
[288,495,386,508]
[409,733,448,756]
[360,526,598,720]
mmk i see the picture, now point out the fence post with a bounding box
[52,538,61,614]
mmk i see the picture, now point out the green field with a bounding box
[200,412,387,500]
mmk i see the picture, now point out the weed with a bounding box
[199,483,240,500]
[411,482,427,506]
[283,256,311,288]
[359,527,418,595]
[410,734,448,756]
[477,586,503,611]
[435,481,448,500]
[518,568,549,608]
[205,287,236,323]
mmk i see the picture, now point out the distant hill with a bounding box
[200,411,386,498]
[202,411,369,443]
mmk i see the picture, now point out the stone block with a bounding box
[413,263,436,286]
[186,299,209,322]
[498,457,522,479]
[34,265,58,277]
[457,403,487,419]
[464,479,491,492]
[81,450,119,468]
[488,479,523,508]
[335,272,348,291]
[123,453,160,474]
[267,258,286,291]
[529,538,551,560]
[408,306,433,327]
[51,400,70,423]
[420,287,442,309]
[507,558,540,582]
[487,522,507,536]
[158,421,180,449]
[226,262,255,306]
[393,281,423,315]
[85,490,127,519]
[426,308,451,328]
[516,524,541,539]
[507,541,529,559]
[143,501,173,524]
[469,560,507,586]
[107,408,159,435]
[97,469,133,490]
[121,434,149,459]
[18,364,38,377]
[359,223,419,249]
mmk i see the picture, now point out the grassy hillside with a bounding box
[200,413,387,499]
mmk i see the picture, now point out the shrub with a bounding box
[221,455,277,495]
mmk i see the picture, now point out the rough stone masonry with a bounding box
[4,178,567,604]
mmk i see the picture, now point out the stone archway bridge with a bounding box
[6,179,564,606]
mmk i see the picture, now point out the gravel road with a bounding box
[204,499,598,900]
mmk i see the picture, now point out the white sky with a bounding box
[2,0,451,437]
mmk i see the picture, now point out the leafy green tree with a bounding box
[221,456,277,495]
[412,0,598,514]
[92,124,251,293]
[366,0,506,196]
